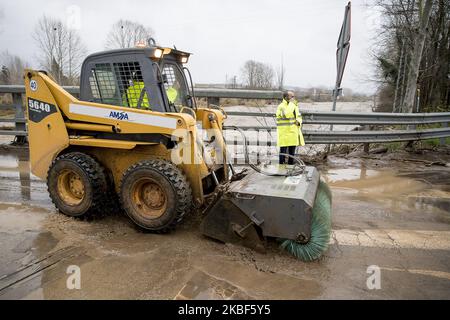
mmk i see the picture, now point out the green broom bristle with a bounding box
[280,180,332,262]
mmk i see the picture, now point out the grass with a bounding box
[416,123,450,146]
[385,141,405,152]
[421,137,450,146]
[381,123,450,149]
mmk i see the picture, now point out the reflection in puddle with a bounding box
[325,168,380,182]
[323,165,450,215]
[0,203,55,300]
[0,150,50,208]
[175,271,250,300]
[0,203,48,232]
[0,150,30,200]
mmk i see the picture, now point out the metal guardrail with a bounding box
[0,85,283,100]
[0,85,281,140]
[3,110,449,127]
[226,110,450,125]
[223,127,450,144]
[0,130,27,137]
[0,117,25,124]
[0,85,76,94]
[194,88,282,100]
[0,87,26,142]
[0,85,449,145]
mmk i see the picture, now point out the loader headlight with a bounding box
[153,48,163,59]
[135,41,147,48]
[180,56,189,64]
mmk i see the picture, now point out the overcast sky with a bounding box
[0,0,380,94]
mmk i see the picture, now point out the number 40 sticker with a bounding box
[30,80,38,92]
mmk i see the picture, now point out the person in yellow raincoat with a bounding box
[276,91,305,164]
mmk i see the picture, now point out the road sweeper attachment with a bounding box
[201,167,332,261]
[23,43,332,262]
[201,127,332,262]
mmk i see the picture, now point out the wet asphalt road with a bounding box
[0,145,449,299]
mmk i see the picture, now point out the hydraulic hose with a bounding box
[227,126,305,177]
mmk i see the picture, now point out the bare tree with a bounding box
[241,60,257,88]
[0,51,29,85]
[241,60,274,89]
[276,56,285,90]
[105,20,154,49]
[373,0,449,112]
[32,15,87,85]
[401,0,434,112]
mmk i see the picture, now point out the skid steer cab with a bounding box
[24,40,332,262]
[79,44,196,113]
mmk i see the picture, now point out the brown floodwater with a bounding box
[0,148,449,299]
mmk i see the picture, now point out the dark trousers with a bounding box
[279,146,296,164]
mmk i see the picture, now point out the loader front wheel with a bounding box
[120,159,192,233]
[47,152,109,218]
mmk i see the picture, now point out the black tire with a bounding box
[47,152,110,218]
[101,168,122,216]
[120,159,192,233]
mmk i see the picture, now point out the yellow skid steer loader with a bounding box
[24,41,332,261]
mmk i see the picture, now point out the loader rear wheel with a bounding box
[120,159,192,233]
[47,152,109,218]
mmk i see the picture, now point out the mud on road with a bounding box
[0,146,449,299]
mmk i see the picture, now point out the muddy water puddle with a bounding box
[0,203,60,299]
[1,149,450,299]
[323,165,450,218]
[0,150,51,209]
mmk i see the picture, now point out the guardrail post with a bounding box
[207,97,220,107]
[363,125,370,153]
[13,92,27,144]
[441,122,448,145]
[363,143,370,153]
[256,129,260,164]
[233,135,238,165]
[245,129,249,165]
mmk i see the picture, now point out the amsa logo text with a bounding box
[109,111,129,121]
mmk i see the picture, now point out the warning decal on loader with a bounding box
[27,98,57,123]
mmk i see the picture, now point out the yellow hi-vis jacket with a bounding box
[276,99,305,147]
[166,87,178,104]
[125,81,150,108]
